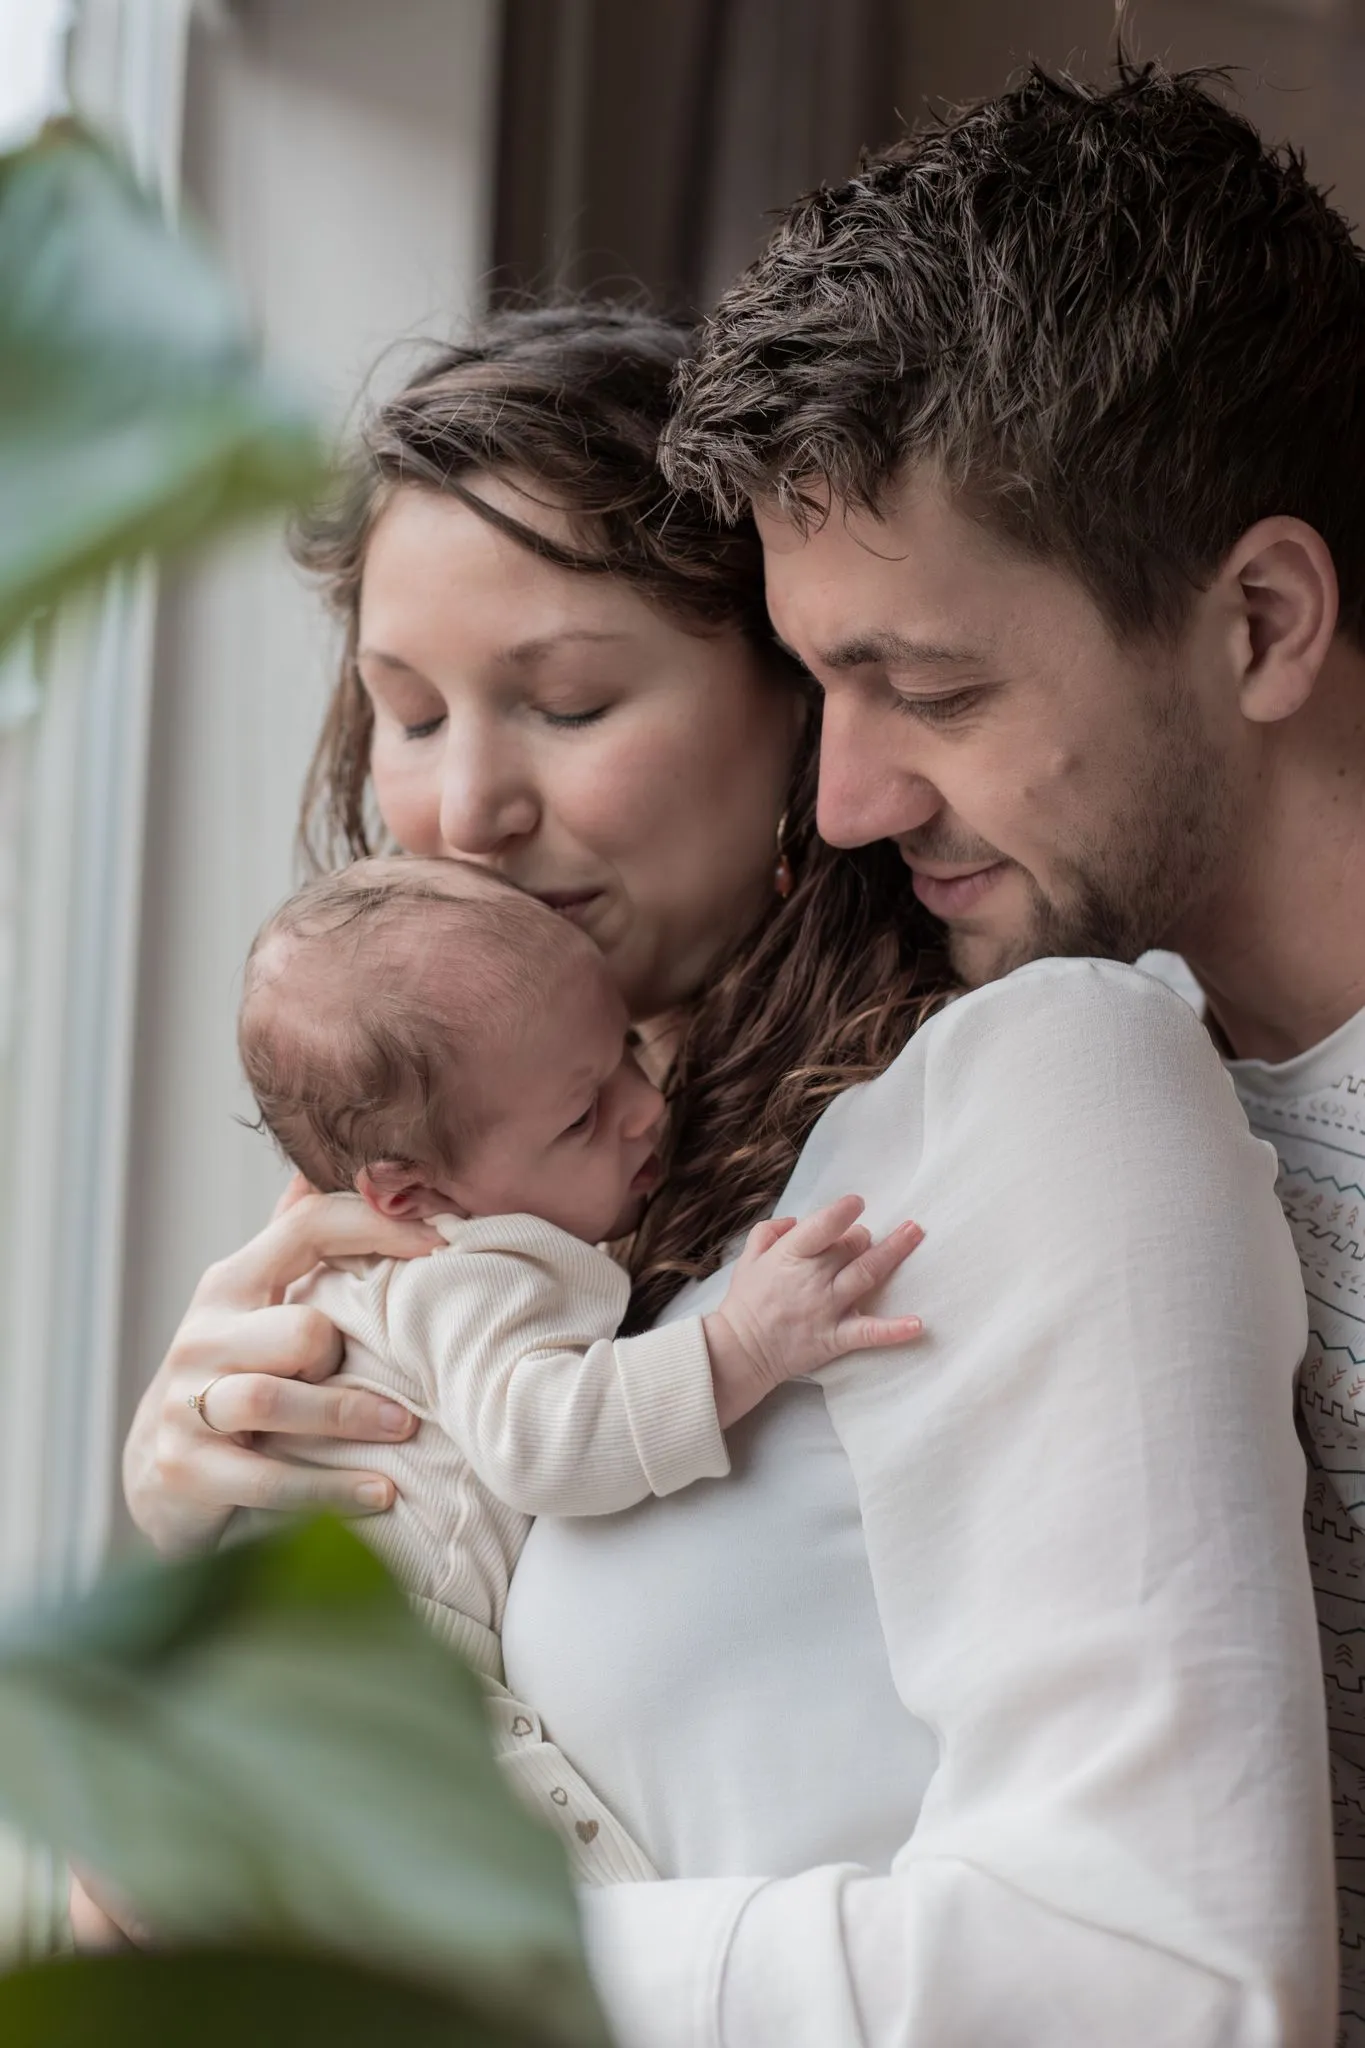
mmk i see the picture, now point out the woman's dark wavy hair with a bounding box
[292,302,950,1326]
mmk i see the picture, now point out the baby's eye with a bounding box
[561,1097,598,1139]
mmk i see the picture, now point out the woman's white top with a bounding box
[503,1379,937,1879]
[502,958,1335,2048]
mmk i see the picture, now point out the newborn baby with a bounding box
[237,854,923,1880]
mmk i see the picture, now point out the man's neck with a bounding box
[1172,641,1365,1064]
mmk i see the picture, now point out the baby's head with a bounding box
[239,856,665,1243]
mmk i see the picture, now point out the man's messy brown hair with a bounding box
[291,305,950,1327]
[662,59,1365,646]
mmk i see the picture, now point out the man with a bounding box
[663,58,1365,2045]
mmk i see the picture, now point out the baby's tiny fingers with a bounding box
[831,1221,924,1304]
[828,1223,873,1264]
[785,1194,866,1257]
[839,1312,925,1353]
[742,1215,799,1261]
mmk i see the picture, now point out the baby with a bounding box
[237,854,923,1880]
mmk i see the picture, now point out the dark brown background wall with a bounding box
[492,0,1365,317]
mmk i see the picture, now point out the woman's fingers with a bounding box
[271,1171,318,1222]
[176,1303,345,1385]
[194,1193,442,1312]
[68,1867,151,1950]
[194,1369,415,1445]
[170,1439,397,1515]
[831,1220,924,1306]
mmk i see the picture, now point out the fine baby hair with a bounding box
[239,855,588,1194]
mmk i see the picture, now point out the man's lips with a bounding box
[907,861,1008,919]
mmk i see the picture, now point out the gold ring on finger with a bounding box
[188,1374,234,1435]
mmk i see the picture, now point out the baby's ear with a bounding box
[355,1162,464,1223]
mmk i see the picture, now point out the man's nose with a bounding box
[816,701,941,848]
[437,728,540,855]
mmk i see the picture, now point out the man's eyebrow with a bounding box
[815,631,988,673]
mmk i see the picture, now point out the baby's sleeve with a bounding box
[385,1217,728,1517]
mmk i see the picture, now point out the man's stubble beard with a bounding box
[948,680,1234,989]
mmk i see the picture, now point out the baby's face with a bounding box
[450,954,666,1243]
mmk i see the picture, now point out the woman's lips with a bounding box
[534,889,603,927]
[909,862,1008,920]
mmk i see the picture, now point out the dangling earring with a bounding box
[773,809,794,900]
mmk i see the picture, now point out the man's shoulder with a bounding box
[920,955,1203,1073]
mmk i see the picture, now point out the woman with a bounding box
[122,305,1333,2045]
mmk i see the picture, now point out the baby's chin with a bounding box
[602,1190,649,1243]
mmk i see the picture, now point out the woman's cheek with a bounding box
[560,722,690,860]
[371,741,438,855]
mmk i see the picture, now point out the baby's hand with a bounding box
[703,1195,924,1428]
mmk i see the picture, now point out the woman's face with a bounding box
[356,480,803,1020]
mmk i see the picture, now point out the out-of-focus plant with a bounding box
[0,119,328,654]
[0,1517,614,2047]
[0,115,613,2045]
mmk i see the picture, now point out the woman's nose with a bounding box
[437,730,541,855]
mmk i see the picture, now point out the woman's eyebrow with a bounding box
[500,630,633,666]
[356,631,633,677]
[356,647,423,675]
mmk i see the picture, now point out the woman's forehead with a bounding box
[359,483,657,656]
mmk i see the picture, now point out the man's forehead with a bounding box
[754,479,1053,670]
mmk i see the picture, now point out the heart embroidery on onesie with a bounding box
[575,1820,599,1845]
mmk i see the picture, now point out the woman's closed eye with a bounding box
[402,712,446,740]
[538,703,610,732]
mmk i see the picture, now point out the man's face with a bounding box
[757,474,1242,987]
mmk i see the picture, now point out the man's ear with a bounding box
[354,1162,466,1222]
[1224,516,1338,725]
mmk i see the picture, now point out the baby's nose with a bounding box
[626,1079,667,1139]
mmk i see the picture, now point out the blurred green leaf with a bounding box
[0,1948,529,2048]
[0,1518,610,2048]
[0,120,328,651]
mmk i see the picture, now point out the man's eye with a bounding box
[892,689,979,726]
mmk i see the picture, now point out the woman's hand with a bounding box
[67,1866,150,1950]
[123,1192,443,1557]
